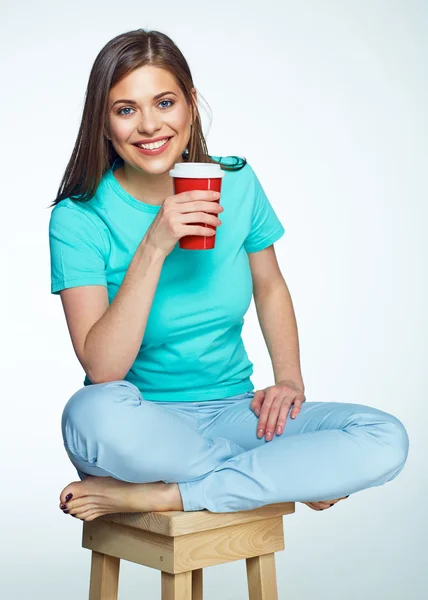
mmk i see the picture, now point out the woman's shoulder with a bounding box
[49,196,107,242]
[50,197,99,223]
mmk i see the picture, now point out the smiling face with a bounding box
[106,65,196,175]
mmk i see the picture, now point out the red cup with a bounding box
[169,162,225,250]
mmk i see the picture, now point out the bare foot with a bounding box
[59,476,183,522]
[301,495,350,511]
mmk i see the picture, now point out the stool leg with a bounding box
[192,569,203,600]
[162,571,192,599]
[246,553,278,600]
[89,550,120,600]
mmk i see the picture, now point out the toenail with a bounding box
[61,504,67,509]
[65,493,73,502]
[63,510,69,514]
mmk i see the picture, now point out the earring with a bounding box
[182,124,192,157]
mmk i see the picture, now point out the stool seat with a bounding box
[83,502,295,599]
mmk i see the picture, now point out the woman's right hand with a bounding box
[144,189,224,257]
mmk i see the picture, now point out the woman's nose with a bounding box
[137,112,161,134]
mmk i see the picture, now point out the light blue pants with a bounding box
[61,380,409,512]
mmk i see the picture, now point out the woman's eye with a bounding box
[159,99,174,109]
[117,100,174,116]
[117,106,134,116]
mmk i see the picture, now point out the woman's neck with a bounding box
[113,156,185,205]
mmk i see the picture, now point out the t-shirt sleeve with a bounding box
[243,164,285,254]
[49,204,108,295]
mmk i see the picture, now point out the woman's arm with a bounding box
[82,237,166,383]
[249,245,304,388]
[254,280,304,390]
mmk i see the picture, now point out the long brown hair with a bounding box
[49,29,246,208]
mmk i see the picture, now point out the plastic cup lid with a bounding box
[169,162,225,178]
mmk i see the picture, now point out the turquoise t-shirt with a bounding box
[49,156,285,401]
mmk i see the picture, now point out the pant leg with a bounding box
[61,380,247,510]
[180,393,410,512]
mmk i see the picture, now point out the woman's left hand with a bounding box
[250,379,306,441]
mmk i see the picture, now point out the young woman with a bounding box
[49,29,409,522]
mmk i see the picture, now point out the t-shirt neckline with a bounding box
[104,158,162,213]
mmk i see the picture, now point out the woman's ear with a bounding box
[103,121,111,140]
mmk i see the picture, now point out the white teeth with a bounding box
[137,138,170,150]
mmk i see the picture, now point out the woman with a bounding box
[49,29,409,522]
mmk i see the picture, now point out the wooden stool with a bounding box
[83,501,295,599]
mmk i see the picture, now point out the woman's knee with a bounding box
[383,412,410,471]
[61,380,141,441]
[364,407,410,474]
[344,403,409,475]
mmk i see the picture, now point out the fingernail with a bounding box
[65,493,73,502]
[258,429,264,437]
[276,425,282,434]
[61,504,67,509]
[330,503,334,507]
[63,510,69,514]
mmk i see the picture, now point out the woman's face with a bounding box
[106,65,196,174]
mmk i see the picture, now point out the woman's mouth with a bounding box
[133,137,173,156]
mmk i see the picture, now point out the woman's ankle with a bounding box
[164,482,184,511]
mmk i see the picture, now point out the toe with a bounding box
[60,484,75,505]
[59,481,84,504]
[302,502,323,511]
[312,502,329,510]
[59,496,81,512]
[84,512,101,522]
[69,501,98,519]
[302,496,349,511]
[77,509,100,522]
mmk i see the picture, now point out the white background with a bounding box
[1,0,427,598]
